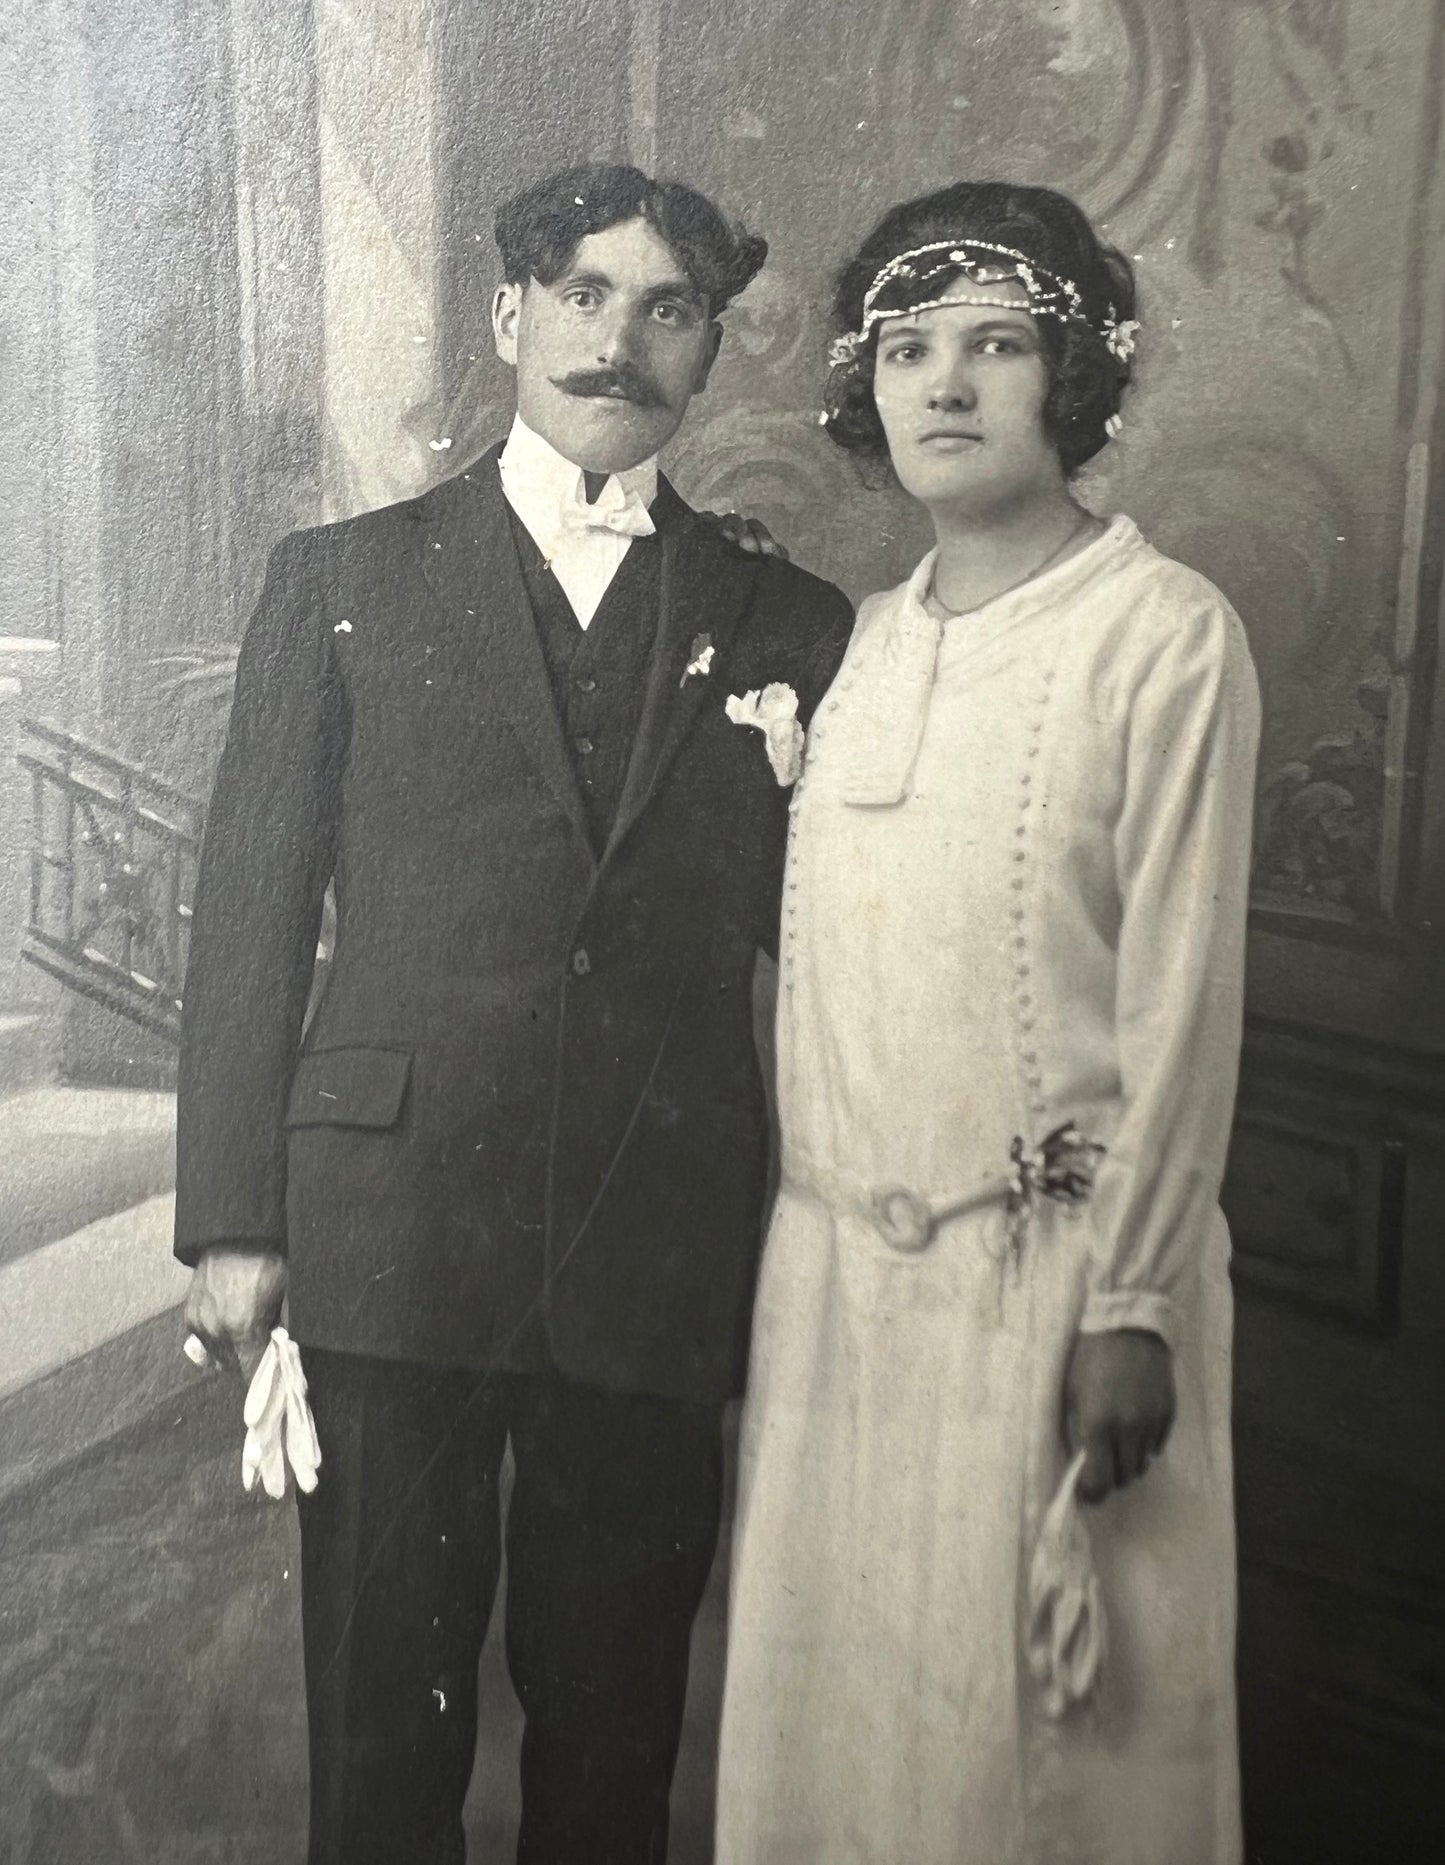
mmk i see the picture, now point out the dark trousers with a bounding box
[297,1348,725,1865]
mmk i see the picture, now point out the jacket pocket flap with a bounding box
[284,1046,413,1130]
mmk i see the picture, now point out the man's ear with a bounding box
[690,319,724,395]
[492,282,523,366]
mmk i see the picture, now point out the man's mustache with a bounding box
[551,365,669,409]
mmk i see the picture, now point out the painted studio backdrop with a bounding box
[1,1,1443,1859]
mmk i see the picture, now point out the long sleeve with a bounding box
[1078,600,1261,1347]
[174,531,348,1264]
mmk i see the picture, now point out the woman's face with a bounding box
[870,278,1063,517]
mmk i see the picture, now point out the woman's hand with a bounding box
[1063,1328,1176,1504]
[705,510,791,560]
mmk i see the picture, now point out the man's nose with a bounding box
[594,305,641,367]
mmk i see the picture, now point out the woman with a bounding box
[715,182,1260,1865]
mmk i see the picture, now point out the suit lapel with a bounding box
[435,450,595,865]
[604,480,760,864]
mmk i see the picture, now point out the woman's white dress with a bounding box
[715,517,1261,1865]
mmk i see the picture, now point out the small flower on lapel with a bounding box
[725,682,805,786]
[681,633,715,687]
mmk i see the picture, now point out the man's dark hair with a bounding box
[494,163,768,317]
[824,180,1137,477]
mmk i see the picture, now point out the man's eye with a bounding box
[566,288,601,311]
[651,301,692,326]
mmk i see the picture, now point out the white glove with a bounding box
[1026,1448,1106,1718]
[240,1327,322,1499]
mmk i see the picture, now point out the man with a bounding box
[175,162,852,1864]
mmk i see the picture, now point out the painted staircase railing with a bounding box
[19,721,202,1042]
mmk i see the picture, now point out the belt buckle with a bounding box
[868,1185,936,1254]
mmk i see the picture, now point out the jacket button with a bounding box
[575,676,598,693]
[571,947,591,977]
[574,735,595,756]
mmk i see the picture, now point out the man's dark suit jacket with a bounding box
[174,449,853,1403]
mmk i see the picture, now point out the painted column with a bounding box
[316,0,446,518]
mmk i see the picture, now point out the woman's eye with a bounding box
[883,343,923,364]
[979,335,1028,356]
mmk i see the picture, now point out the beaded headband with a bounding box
[827,238,1139,369]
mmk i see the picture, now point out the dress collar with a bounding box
[924,514,1139,624]
[834,550,945,808]
[835,518,1139,808]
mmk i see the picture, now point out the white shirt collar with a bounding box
[498,414,658,533]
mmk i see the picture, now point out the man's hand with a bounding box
[706,510,791,561]
[184,1247,288,1383]
[1063,1328,1176,1504]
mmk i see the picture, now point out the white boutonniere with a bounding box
[681,632,715,688]
[725,682,805,786]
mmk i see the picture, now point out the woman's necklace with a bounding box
[931,508,1100,617]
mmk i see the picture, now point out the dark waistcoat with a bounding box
[506,504,661,855]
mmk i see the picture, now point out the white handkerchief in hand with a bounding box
[1026,1448,1107,1718]
[241,1327,321,1498]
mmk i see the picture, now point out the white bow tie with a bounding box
[558,478,656,541]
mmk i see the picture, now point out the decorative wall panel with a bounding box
[1223,1108,1405,1328]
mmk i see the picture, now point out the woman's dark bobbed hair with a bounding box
[823,181,1136,476]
